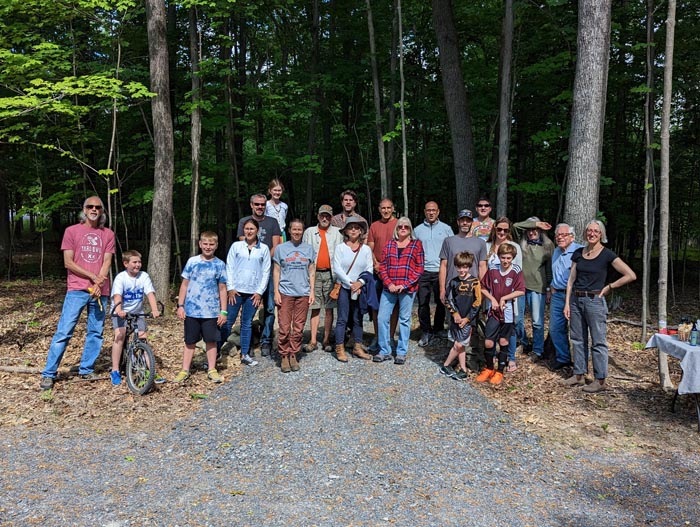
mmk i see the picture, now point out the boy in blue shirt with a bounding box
[174,232,228,384]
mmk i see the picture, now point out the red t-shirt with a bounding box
[368,218,397,262]
[62,223,116,295]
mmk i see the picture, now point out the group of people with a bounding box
[39,188,636,394]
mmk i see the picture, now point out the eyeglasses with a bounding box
[85,204,102,210]
[477,203,490,208]
[495,227,509,233]
[556,233,573,238]
[397,225,410,230]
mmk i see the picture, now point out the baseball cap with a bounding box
[458,209,473,220]
[318,204,333,215]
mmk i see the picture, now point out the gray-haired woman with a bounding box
[563,220,636,392]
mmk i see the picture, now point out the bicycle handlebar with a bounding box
[110,300,166,319]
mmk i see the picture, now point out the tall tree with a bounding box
[189,6,202,257]
[366,0,388,199]
[431,0,479,209]
[563,0,612,238]
[496,0,514,218]
[146,0,174,301]
[658,0,676,391]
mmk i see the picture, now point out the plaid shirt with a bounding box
[378,239,424,293]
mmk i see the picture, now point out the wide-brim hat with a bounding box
[342,216,368,233]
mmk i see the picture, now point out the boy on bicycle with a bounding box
[110,250,161,385]
[175,231,228,384]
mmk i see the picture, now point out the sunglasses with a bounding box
[398,225,411,230]
[252,203,266,207]
[495,227,509,233]
[85,204,103,210]
[477,203,490,208]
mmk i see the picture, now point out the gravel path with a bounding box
[2,326,699,526]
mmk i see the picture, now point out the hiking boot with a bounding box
[261,343,272,357]
[418,333,433,347]
[79,372,102,381]
[110,371,122,385]
[280,356,291,373]
[394,356,406,365]
[373,353,392,363]
[582,379,606,393]
[489,371,504,385]
[335,344,348,363]
[39,376,54,390]
[439,365,455,377]
[207,369,224,383]
[303,341,318,353]
[172,370,190,383]
[289,354,300,372]
[562,375,585,387]
[475,368,495,383]
[352,343,371,360]
[241,355,258,366]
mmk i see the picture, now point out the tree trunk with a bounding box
[397,0,408,217]
[366,0,388,199]
[431,0,479,210]
[306,0,321,226]
[563,0,612,240]
[0,171,10,277]
[496,0,514,218]
[146,0,175,304]
[189,6,202,257]
[658,0,676,391]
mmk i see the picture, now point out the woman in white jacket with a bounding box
[331,216,373,362]
[222,218,271,366]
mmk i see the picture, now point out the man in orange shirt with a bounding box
[302,205,344,352]
[367,198,398,352]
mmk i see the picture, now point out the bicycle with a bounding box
[111,301,164,395]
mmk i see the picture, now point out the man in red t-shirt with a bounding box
[367,199,398,352]
[40,196,116,390]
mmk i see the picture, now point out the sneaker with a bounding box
[489,371,504,385]
[582,379,606,393]
[451,370,468,381]
[394,356,406,365]
[475,368,495,383]
[241,355,258,366]
[372,353,392,363]
[439,365,455,377]
[110,371,122,385]
[154,374,167,384]
[39,376,54,390]
[436,329,448,339]
[261,344,272,357]
[322,343,333,353]
[172,370,190,383]
[368,338,379,353]
[418,333,433,347]
[562,375,585,387]
[507,360,517,372]
[79,372,101,381]
[207,369,224,383]
[548,360,572,372]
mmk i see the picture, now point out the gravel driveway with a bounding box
[2,331,699,527]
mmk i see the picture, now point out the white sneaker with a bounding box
[241,355,258,366]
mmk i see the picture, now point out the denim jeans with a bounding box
[378,290,415,357]
[261,275,276,346]
[42,290,107,378]
[335,287,363,346]
[569,295,608,379]
[222,293,257,356]
[417,271,445,334]
[549,291,571,364]
[516,290,545,356]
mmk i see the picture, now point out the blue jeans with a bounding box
[42,290,107,378]
[378,290,415,357]
[569,295,608,379]
[549,291,571,364]
[335,288,363,346]
[516,290,545,356]
[222,293,257,356]
[261,275,275,346]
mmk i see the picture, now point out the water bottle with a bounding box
[659,319,667,335]
[692,322,698,346]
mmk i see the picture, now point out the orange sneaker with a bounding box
[489,371,504,385]
[475,368,495,383]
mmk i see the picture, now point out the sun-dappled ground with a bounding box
[1,276,699,455]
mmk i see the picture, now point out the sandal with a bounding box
[507,361,517,372]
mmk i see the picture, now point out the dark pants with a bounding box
[417,271,445,334]
[335,288,363,346]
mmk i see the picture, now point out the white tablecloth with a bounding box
[645,333,700,395]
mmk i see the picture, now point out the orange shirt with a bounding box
[316,228,331,269]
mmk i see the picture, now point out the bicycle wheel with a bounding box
[125,341,156,395]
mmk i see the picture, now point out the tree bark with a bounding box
[658,0,676,391]
[397,0,408,217]
[563,0,612,240]
[306,0,321,226]
[496,0,514,218]
[366,0,388,199]
[146,0,174,304]
[431,0,479,210]
[189,6,202,257]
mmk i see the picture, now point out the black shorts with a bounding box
[484,317,514,342]
[184,317,220,345]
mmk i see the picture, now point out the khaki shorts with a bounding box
[311,270,337,310]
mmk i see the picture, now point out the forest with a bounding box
[0,0,698,293]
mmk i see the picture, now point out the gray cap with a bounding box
[318,204,333,215]
[342,216,368,233]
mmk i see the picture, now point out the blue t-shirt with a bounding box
[181,255,226,318]
[273,241,315,297]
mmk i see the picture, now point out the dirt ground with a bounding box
[1,277,698,454]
